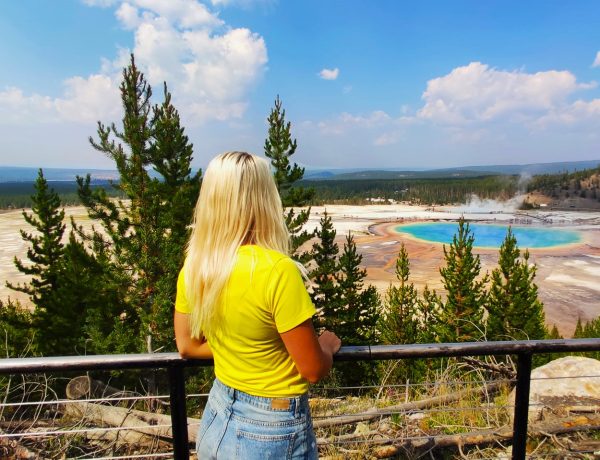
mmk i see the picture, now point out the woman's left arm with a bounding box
[174,311,213,359]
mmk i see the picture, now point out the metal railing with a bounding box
[2,338,600,459]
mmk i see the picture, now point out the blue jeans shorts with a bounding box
[196,378,318,459]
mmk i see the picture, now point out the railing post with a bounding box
[168,364,190,460]
[512,353,532,460]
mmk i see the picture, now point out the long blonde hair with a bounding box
[185,151,290,339]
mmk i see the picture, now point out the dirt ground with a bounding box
[2,204,600,337]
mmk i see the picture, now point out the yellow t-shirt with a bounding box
[175,245,316,397]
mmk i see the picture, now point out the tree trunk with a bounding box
[62,401,201,443]
[66,375,126,400]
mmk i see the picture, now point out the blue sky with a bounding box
[1,0,599,170]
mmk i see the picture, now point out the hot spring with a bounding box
[395,222,582,249]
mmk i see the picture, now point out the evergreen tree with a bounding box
[417,284,443,344]
[572,315,600,359]
[310,211,340,329]
[264,96,315,260]
[546,324,563,340]
[59,229,134,355]
[379,243,419,346]
[487,228,546,341]
[8,169,65,308]
[0,299,36,357]
[77,55,199,354]
[378,244,424,383]
[5,169,85,355]
[573,317,584,338]
[439,218,488,342]
[335,233,380,345]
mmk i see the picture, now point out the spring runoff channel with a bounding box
[395,222,582,249]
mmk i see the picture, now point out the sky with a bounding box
[0,0,600,171]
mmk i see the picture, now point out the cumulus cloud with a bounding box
[593,51,600,68]
[0,0,267,125]
[319,68,339,80]
[0,74,121,125]
[417,62,594,125]
[374,132,399,146]
[536,99,600,127]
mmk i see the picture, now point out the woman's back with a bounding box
[176,245,315,397]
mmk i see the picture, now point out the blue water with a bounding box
[395,222,582,248]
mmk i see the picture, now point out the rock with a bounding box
[509,356,600,422]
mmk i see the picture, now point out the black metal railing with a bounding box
[2,338,600,459]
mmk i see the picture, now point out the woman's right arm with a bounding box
[280,320,341,383]
[174,311,213,359]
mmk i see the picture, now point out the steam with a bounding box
[454,194,526,213]
[453,172,533,213]
[518,172,532,193]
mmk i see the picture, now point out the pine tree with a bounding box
[487,228,546,341]
[571,315,600,359]
[546,324,562,339]
[417,284,443,344]
[8,169,65,307]
[335,233,380,345]
[310,211,340,330]
[379,243,419,346]
[77,55,199,354]
[59,229,134,355]
[377,244,425,383]
[0,299,36,357]
[573,317,584,338]
[264,96,315,260]
[6,169,82,355]
[439,218,488,342]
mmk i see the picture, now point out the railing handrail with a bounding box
[2,337,600,460]
[1,338,599,374]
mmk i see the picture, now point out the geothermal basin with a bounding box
[304,204,600,337]
[2,203,600,338]
[395,222,582,249]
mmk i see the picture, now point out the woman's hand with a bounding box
[280,320,341,383]
[318,330,342,356]
[174,311,213,359]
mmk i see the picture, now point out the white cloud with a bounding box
[0,0,267,126]
[593,51,600,68]
[55,75,121,122]
[319,67,339,80]
[417,62,594,125]
[536,98,600,126]
[127,0,223,28]
[0,88,55,123]
[0,74,120,125]
[374,132,399,146]
[116,2,143,29]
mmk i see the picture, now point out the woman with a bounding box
[174,151,341,459]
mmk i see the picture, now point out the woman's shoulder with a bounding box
[238,245,293,270]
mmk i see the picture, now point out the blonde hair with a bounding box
[185,151,290,339]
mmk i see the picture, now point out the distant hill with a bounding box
[2,159,599,183]
[0,166,120,182]
[304,159,600,181]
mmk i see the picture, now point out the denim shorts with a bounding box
[196,378,318,459]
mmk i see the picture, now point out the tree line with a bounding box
[527,165,600,201]
[1,56,598,393]
[301,175,519,205]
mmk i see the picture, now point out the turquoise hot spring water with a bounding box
[394,222,582,249]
